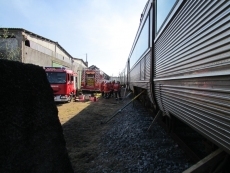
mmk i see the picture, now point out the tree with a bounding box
[0,28,21,61]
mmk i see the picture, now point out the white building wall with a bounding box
[1,28,88,90]
[23,31,72,65]
[24,46,71,68]
[24,33,56,51]
[72,59,87,89]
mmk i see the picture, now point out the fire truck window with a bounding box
[86,74,95,86]
[46,72,66,84]
[87,74,94,78]
[71,75,74,81]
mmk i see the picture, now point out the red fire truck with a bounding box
[81,65,109,92]
[45,67,77,102]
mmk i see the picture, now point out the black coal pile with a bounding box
[89,101,193,173]
[0,59,73,173]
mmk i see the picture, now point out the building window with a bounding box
[25,40,30,47]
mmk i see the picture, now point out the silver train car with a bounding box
[119,63,128,87]
[123,0,230,155]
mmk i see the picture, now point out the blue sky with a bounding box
[0,0,148,76]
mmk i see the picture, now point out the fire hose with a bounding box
[102,90,145,124]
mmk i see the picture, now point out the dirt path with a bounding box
[57,94,125,125]
[57,101,91,125]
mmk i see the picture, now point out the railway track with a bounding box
[138,94,230,173]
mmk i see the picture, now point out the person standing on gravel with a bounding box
[117,81,122,100]
[100,81,105,98]
[114,81,121,100]
[106,81,112,98]
[110,80,115,98]
[104,81,110,99]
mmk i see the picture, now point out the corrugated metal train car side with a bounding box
[154,0,230,154]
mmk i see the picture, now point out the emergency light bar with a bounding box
[45,67,66,70]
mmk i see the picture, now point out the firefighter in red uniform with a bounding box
[100,81,105,98]
[103,81,110,99]
[114,81,122,100]
[117,81,122,100]
[110,80,115,98]
[106,81,111,98]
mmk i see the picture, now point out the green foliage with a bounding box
[0,28,21,61]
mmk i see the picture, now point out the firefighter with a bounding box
[100,81,105,97]
[106,81,111,98]
[103,81,110,99]
[117,81,122,100]
[114,81,122,100]
[110,80,115,98]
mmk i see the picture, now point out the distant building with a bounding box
[110,76,120,82]
[0,28,87,71]
[73,57,89,89]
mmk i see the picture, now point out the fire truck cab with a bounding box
[45,67,77,102]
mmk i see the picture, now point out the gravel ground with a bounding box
[88,101,193,173]
[60,92,194,173]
